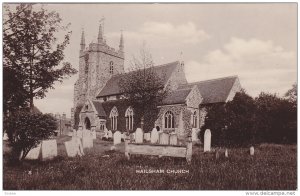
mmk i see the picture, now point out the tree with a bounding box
[202,91,257,147]
[5,111,57,161]
[284,83,297,107]
[3,4,77,114]
[119,44,169,132]
[255,92,296,143]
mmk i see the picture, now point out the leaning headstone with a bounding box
[204,129,211,152]
[113,131,122,145]
[150,128,159,144]
[25,144,41,160]
[169,133,178,145]
[82,135,93,148]
[42,140,57,160]
[144,132,151,142]
[3,133,8,141]
[159,133,169,145]
[135,128,144,143]
[250,146,255,156]
[108,130,113,139]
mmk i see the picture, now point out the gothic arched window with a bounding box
[164,111,174,129]
[109,61,114,74]
[125,107,134,131]
[192,111,197,128]
[109,106,118,130]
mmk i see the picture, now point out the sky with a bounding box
[29,3,297,117]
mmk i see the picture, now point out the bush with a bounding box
[203,90,297,147]
[5,111,57,161]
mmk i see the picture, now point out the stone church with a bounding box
[71,23,242,140]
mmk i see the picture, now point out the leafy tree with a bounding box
[201,103,227,146]
[3,4,77,114]
[119,45,169,132]
[284,83,297,107]
[202,91,257,147]
[5,111,57,161]
[255,92,296,143]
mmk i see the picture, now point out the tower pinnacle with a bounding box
[80,29,85,51]
[119,30,124,52]
[98,24,103,43]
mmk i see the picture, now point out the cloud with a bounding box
[185,37,296,96]
[107,21,210,45]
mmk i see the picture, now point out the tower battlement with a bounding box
[80,42,124,60]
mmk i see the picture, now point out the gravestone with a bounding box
[42,140,57,160]
[77,129,83,138]
[135,128,144,143]
[25,144,41,160]
[82,135,93,148]
[74,137,84,156]
[108,130,113,139]
[64,140,77,157]
[250,146,255,156]
[103,129,108,140]
[65,137,84,157]
[159,133,169,145]
[82,129,91,137]
[169,133,178,145]
[144,133,151,142]
[3,133,8,141]
[113,131,122,145]
[204,129,211,152]
[72,130,77,138]
[192,128,200,142]
[150,128,159,144]
[91,130,97,139]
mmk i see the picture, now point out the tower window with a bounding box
[109,61,114,74]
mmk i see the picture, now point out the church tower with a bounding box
[72,21,125,127]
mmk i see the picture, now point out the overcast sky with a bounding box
[30,3,297,117]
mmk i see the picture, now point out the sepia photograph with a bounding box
[2,2,297,192]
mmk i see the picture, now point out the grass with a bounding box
[3,135,297,190]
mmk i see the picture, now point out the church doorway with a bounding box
[84,117,91,130]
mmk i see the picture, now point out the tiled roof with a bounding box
[92,101,106,117]
[97,61,179,98]
[179,76,238,104]
[162,88,192,105]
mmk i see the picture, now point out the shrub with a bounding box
[5,111,57,161]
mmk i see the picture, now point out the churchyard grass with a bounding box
[3,136,296,190]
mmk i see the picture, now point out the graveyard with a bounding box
[3,129,297,190]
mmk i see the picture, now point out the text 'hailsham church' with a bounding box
[71,22,242,140]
